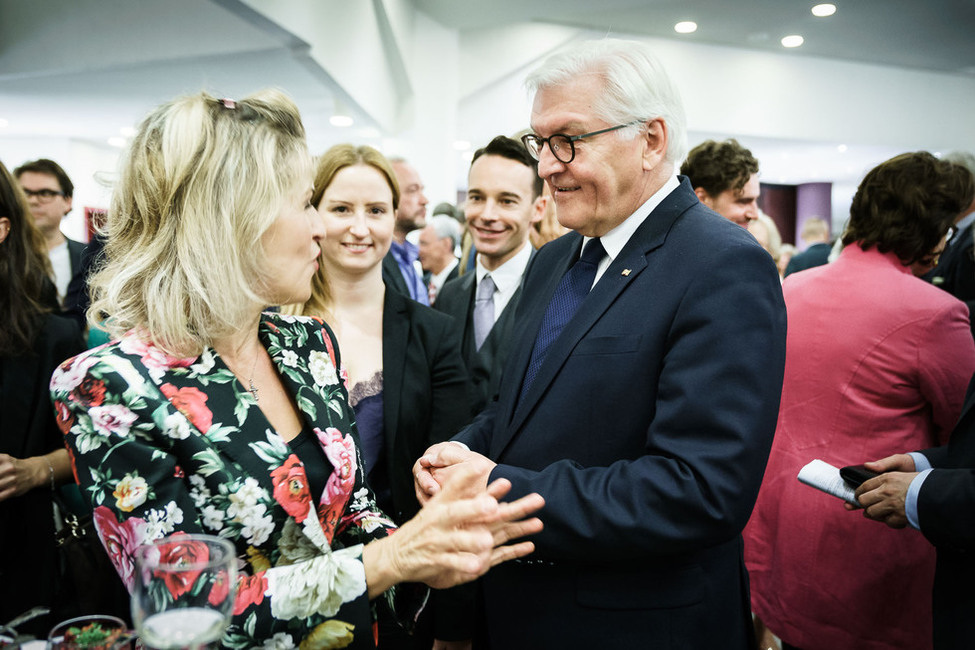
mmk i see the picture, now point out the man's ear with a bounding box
[530,195,549,225]
[694,187,713,207]
[63,195,73,217]
[0,217,10,244]
[641,118,668,172]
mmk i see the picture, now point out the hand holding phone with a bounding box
[840,464,881,488]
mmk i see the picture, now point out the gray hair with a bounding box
[525,38,688,165]
[427,214,463,249]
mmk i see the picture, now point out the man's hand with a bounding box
[365,467,543,596]
[862,453,916,474]
[432,640,472,650]
[414,442,496,506]
[853,470,919,529]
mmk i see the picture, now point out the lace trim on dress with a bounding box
[348,369,383,408]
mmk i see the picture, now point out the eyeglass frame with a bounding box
[944,224,959,244]
[521,120,645,164]
[21,188,67,203]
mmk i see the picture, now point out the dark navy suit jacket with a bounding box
[919,373,975,650]
[454,178,787,649]
[434,248,535,418]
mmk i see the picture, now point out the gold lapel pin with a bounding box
[621,269,632,276]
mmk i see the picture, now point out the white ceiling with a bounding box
[419,0,975,76]
[1,0,973,194]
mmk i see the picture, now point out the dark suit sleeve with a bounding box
[917,468,975,550]
[488,241,787,560]
[916,375,975,550]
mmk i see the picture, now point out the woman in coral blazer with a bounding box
[745,152,975,650]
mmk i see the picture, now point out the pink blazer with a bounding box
[745,243,975,650]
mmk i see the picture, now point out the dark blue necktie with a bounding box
[519,238,606,401]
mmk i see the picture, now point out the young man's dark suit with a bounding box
[453,177,787,649]
[434,249,535,418]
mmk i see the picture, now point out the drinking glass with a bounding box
[46,615,131,649]
[131,534,237,650]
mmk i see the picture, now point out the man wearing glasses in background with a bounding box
[414,38,787,649]
[15,159,87,310]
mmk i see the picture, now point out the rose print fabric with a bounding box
[50,313,415,649]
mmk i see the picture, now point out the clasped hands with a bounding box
[844,453,918,529]
[364,443,543,596]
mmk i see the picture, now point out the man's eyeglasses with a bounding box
[945,224,959,244]
[521,121,643,164]
[22,188,66,203]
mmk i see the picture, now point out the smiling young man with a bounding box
[435,135,547,417]
[416,39,787,649]
[681,138,761,227]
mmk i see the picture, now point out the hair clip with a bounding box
[220,98,236,109]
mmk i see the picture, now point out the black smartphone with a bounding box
[840,464,880,488]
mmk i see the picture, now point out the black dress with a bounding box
[0,311,85,635]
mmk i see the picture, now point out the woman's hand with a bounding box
[0,449,71,502]
[363,466,544,596]
[0,453,44,502]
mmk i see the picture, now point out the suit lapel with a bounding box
[450,273,477,352]
[499,181,698,448]
[382,290,409,453]
[497,236,580,435]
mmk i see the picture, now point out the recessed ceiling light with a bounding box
[674,21,697,34]
[452,140,471,151]
[781,34,804,48]
[837,144,848,153]
[330,115,354,127]
[120,126,136,137]
[108,136,127,148]
[811,4,836,17]
[0,118,8,128]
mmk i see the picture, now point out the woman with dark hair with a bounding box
[0,158,85,635]
[745,152,975,650]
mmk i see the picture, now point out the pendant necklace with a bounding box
[246,351,260,402]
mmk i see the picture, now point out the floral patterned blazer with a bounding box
[50,313,412,649]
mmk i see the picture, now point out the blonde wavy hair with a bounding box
[283,144,399,320]
[89,89,310,356]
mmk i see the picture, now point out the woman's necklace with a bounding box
[246,351,260,402]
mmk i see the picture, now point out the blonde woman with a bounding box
[50,91,542,648]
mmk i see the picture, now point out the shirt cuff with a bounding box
[905,468,933,530]
[450,440,470,451]
[908,451,932,472]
